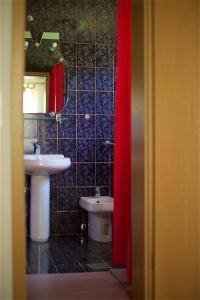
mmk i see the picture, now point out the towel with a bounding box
[49,62,64,113]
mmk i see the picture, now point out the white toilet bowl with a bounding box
[79,196,114,242]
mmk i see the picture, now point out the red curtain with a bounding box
[49,62,64,113]
[112,0,132,284]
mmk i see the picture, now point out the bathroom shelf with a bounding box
[24,114,68,122]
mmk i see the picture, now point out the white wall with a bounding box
[0,1,13,299]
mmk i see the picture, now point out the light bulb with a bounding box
[52,42,57,48]
[24,40,29,50]
[27,15,34,22]
[34,42,40,48]
[50,42,57,51]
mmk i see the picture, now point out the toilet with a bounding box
[79,196,114,242]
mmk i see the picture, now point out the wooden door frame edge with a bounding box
[144,0,155,299]
[132,0,154,299]
[10,0,156,298]
[11,1,26,299]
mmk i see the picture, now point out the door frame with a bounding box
[0,0,26,299]
[11,1,26,298]
[0,1,14,297]
[0,0,25,299]
[7,0,155,299]
[144,0,155,298]
[132,0,154,299]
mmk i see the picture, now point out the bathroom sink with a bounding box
[80,196,114,213]
[24,154,71,242]
[24,154,71,175]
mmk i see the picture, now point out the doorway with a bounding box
[24,0,117,277]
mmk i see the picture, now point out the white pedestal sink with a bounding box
[24,154,71,242]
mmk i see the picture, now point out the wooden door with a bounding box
[132,0,200,299]
[150,0,199,298]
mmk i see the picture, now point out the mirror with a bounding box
[24,26,67,115]
[23,72,49,113]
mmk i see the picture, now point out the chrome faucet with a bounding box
[32,141,41,155]
[104,140,115,147]
[95,186,101,198]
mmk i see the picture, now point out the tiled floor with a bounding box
[27,272,131,299]
[27,235,114,274]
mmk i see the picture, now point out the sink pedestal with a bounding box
[24,154,71,242]
[30,175,50,242]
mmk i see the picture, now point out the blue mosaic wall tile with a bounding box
[61,43,76,67]
[99,186,110,196]
[96,17,114,44]
[57,212,76,234]
[109,163,114,187]
[96,139,114,162]
[77,115,95,138]
[77,91,95,114]
[77,163,95,186]
[76,187,96,199]
[77,18,95,44]
[114,68,118,91]
[57,188,77,211]
[25,0,117,237]
[50,175,57,189]
[58,19,76,42]
[96,92,113,114]
[96,45,113,68]
[77,0,95,43]
[38,139,57,154]
[96,68,113,91]
[58,139,76,162]
[39,18,58,33]
[113,91,116,111]
[38,119,57,139]
[50,212,58,234]
[77,68,95,90]
[26,0,40,19]
[68,67,77,90]
[77,0,94,12]
[39,0,58,19]
[96,115,114,138]
[63,92,76,114]
[114,45,118,68]
[50,190,57,211]
[58,0,75,19]
[95,0,114,15]
[77,139,95,162]
[96,163,112,186]
[58,115,76,138]
[57,163,77,187]
[77,44,95,67]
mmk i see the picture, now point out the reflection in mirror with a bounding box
[23,72,49,113]
[24,15,68,114]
